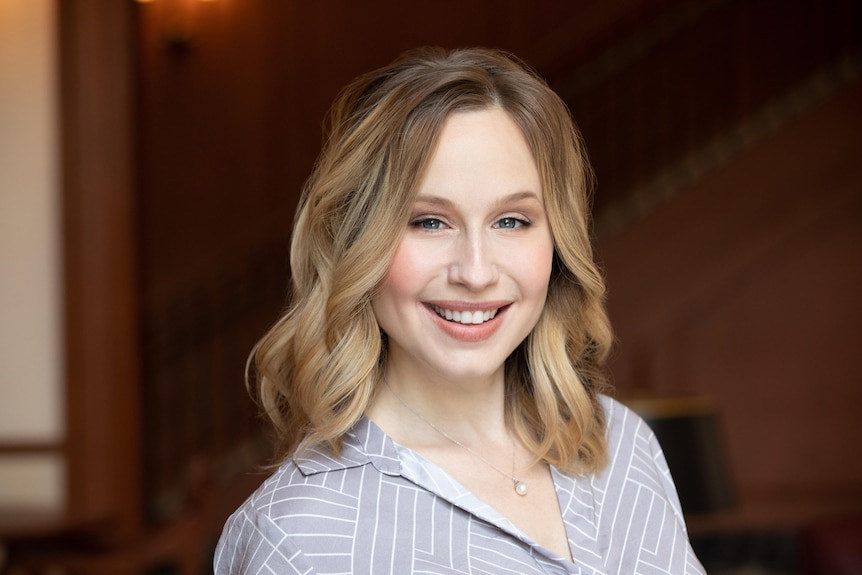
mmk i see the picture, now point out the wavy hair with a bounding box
[252,46,613,474]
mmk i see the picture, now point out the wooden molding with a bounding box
[0,441,63,454]
[58,0,143,543]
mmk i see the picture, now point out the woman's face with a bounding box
[372,108,554,385]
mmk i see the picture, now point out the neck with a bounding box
[376,362,508,436]
[379,377,530,497]
[365,363,513,453]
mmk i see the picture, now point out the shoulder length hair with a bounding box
[252,46,613,475]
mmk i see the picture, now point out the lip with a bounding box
[423,301,510,343]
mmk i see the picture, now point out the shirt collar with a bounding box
[292,415,590,572]
[293,416,401,477]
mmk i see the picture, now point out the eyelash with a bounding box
[409,217,446,230]
[408,216,531,230]
[494,217,530,229]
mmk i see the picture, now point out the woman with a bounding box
[215,47,705,574]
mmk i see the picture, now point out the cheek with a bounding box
[520,238,555,297]
[383,242,422,298]
[372,240,425,326]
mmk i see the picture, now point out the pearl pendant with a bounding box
[514,480,528,496]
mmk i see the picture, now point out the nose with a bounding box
[448,231,499,291]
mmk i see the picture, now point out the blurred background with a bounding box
[1,0,860,573]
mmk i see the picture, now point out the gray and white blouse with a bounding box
[214,396,706,574]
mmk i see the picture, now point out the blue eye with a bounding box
[495,217,528,229]
[411,217,444,230]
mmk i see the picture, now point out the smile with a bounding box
[431,304,499,325]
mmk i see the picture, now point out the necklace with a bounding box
[384,380,528,496]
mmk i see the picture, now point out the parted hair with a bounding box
[252,46,613,475]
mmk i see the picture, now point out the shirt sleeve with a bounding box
[644,420,688,522]
[646,423,706,574]
[213,504,316,575]
[600,396,707,574]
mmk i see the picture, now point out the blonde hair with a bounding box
[252,47,612,474]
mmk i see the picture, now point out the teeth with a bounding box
[433,305,499,325]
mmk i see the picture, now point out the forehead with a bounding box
[417,108,541,198]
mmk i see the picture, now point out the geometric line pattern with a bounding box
[214,396,706,574]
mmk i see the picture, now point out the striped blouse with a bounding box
[214,396,706,574]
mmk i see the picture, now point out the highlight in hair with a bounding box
[251,46,613,475]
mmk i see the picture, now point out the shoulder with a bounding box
[597,394,673,479]
[213,456,364,574]
[213,419,401,574]
[599,393,658,450]
[594,394,686,520]
[223,420,393,523]
[580,396,705,572]
[213,461,315,574]
[223,457,330,521]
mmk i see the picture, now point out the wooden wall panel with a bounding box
[59,0,142,541]
[596,80,862,529]
[560,0,862,226]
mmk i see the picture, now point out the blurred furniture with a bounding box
[2,502,208,575]
[799,515,862,575]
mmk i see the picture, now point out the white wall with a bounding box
[0,0,65,510]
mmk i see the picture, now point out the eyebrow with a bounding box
[414,191,543,207]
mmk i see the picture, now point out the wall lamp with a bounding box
[134,0,220,52]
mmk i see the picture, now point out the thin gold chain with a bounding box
[384,379,528,496]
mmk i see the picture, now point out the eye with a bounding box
[410,217,445,230]
[494,217,529,229]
